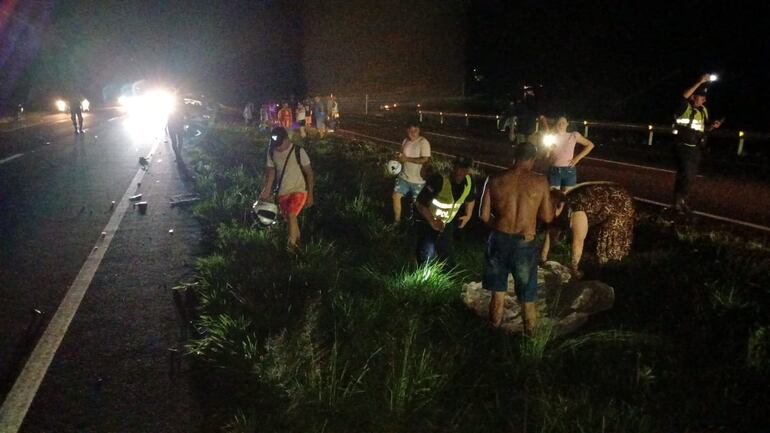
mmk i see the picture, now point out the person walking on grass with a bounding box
[671,73,722,214]
[480,141,553,334]
[259,127,315,248]
[414,156,477,265]
[392,123,431,223]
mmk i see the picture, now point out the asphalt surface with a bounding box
[339,115,770,232]
[0,110,210,432]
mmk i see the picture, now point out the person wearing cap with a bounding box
[259,127,315,248]
[414,156,478,265]
[392,123,431,223]
[480,142,553,334]
[671,74,722,214]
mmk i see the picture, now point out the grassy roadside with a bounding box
[182,123,770,433]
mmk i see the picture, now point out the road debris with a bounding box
[137,201,148,214]
[169,193,200,207]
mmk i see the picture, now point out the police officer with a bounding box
[672,74,722,214]
[414,156,477,265]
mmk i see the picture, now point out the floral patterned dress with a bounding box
[556,182,635,263]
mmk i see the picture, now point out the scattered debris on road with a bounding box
[169,193,200,207]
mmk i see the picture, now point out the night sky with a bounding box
[2,0,768,129]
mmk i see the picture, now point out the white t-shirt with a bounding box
[266,145,311,195]
[398,136,431,184]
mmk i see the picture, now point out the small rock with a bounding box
[168,229,174,235]
[101,232,107,238]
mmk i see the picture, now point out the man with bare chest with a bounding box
[480,141,553,333]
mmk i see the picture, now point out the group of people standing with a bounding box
[388,122,634,334]
[244,95,339,138]
[256,73,720,333]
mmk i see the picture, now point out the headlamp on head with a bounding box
[271,135,279,141]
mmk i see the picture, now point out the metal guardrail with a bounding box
[415,110,768,156]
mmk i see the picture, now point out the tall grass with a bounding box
[183,124,770,432]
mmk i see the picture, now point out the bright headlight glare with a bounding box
[55,100,66,112]
[542,133,557,147]
[81,99,90,111]
[709,74,718,82]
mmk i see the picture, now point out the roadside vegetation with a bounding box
[181,123,770,433]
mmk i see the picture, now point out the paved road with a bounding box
[0,111,210,431]
[338,116,770,232]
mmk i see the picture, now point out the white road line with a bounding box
[632,196,770,233]
[337,128,770,233]
[0,140,161,432]
[0,153,23,165]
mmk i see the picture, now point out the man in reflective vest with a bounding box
[672,74,722,214]
[414,156,477,265]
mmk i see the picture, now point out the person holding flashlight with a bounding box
[545,116,595,192]
[671,73,722,214]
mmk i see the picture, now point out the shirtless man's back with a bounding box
[480,142,552,332]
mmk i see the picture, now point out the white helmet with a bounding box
[386,160,402,176]
[252,200,279,227]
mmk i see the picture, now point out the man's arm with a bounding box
[479,177,493,224]
[457,200,475,229]
[683,74,710,99]
[537,178,554,224]
[570,134,595,166]
[301,164,315,207]
[259,167,276,200]
[416,176,444,231]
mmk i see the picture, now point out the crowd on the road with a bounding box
[243,94,339,138]
[250,72,720,334]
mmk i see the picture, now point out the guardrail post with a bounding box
[496,115,500,130]
[440,112,444,125]
[465,113,469,127]
[583,121,589,138]
[364,94,369,117]
[737,131,745,156]
[418,111,423,123]
[648,125,654,146]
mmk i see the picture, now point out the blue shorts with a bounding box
[483,230,539,302]
[548,166,577,189]
[394,177,425,198]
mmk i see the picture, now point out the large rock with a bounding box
[462,261,615,335]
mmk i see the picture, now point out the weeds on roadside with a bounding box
[184,124,770,433]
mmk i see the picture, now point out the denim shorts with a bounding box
[548,166,577,189]
[483,230,539,302]
[394,177,425,198]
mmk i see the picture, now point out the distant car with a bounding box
[54,98,90,112]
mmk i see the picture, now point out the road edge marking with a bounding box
[0,140,160,432]
[0,154,23,165]
[337,128,770,233]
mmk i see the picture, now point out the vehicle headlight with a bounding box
[81,99,90,111]
[55,100,67,112]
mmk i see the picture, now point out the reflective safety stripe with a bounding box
[428,175,472,224]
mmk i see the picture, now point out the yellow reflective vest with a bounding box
[428,175,472,224]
